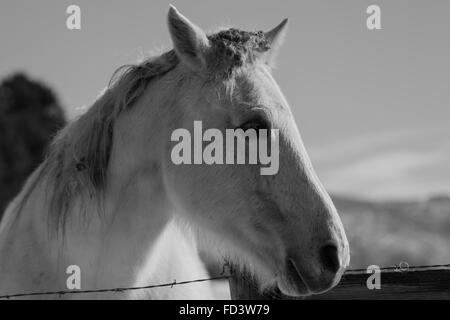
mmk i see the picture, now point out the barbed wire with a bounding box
[1,263,449,299]
[344,263,450,273]
[0,275,231,300]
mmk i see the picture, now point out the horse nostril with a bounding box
[319,243,340,274]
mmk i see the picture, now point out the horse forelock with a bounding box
[206,28,270,78]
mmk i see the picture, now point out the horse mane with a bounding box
[11,28,272,230]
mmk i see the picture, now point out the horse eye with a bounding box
[238,116,270,133]
[239,118,269,132]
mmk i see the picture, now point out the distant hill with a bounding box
[333,194,450,268]
[0,73,66,216]
[203,194,450,278]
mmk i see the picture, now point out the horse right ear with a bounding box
[264,18,289,68]
[167,5,210,71]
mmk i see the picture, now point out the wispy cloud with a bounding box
[307,125,450,200]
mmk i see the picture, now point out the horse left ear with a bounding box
[167,5,210,71]
[264,18,288,67]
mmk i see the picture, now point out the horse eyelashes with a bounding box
[238,116,271,136]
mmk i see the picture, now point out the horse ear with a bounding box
[264,18,288,67]
[167,5,210,71]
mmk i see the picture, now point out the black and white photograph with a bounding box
[0,0,449,311]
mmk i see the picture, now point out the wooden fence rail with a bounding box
[229,265,450,300]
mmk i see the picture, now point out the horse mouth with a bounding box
[275,259,312,297]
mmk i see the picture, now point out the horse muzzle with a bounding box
[277,241,347,297]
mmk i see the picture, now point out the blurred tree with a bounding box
[0,73,66,218]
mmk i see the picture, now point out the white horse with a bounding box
[0,6,349,299]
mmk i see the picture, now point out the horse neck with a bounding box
[0,78,211,298]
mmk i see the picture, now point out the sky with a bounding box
[1,0,449,200]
